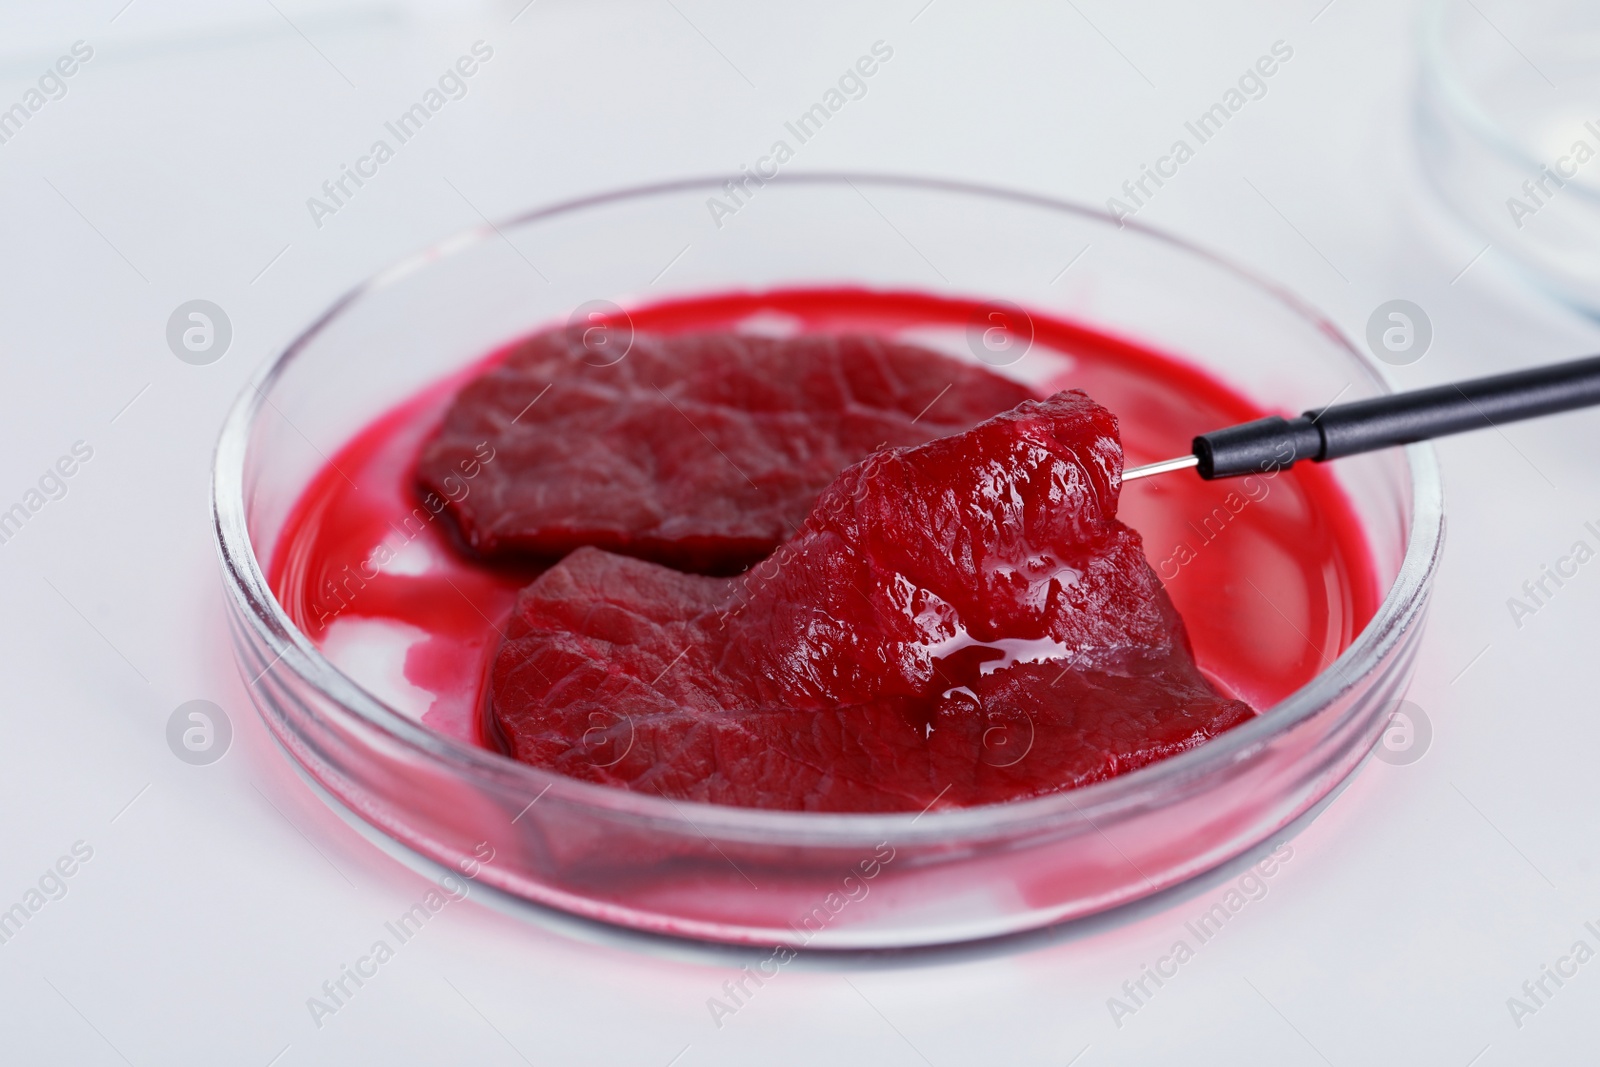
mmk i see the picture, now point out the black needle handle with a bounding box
[1128,353,1600,481]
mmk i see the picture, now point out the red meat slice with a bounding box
[416,329,1035,574]
[487,391,1254,812]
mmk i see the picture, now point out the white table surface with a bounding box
[3,1,1598,1063]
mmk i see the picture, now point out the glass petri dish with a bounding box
[1419,0,1600,312]
[212,175,1442,948]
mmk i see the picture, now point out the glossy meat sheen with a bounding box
[487,391,1255,811]
[417,328,1036,574]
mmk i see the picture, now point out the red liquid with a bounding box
[268,289,1380,746]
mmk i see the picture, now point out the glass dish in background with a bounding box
[212,175,1443,948]
[1419,0,1600,312]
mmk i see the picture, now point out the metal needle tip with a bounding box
[1123,454,1200,481]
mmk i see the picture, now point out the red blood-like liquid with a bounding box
[268,289,1380,753]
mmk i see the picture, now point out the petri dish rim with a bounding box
[212,172,1444,847]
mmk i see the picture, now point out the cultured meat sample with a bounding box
[486,390,1254,811]
[417,329,1034,574]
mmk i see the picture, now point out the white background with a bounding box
[2,0,1598,1063]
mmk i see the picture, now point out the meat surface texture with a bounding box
[417,329,1036,574]
[486,390,1255,812]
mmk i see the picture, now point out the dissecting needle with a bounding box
[1123,353,1600,481]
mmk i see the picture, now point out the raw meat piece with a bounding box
[417,328,1034,574]
[487,391,1254,811]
